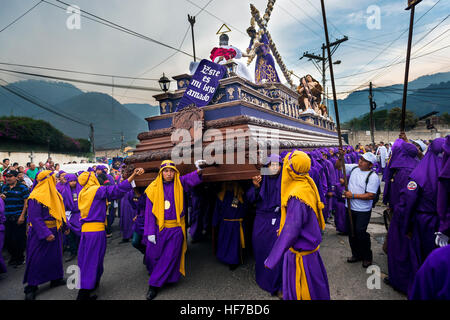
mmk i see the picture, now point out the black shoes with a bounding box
[25,291,36,300]
[229,264,239,271]
[65,253,77,263]
[50,279,66,288]
[77,289,98,300]
[146,286,158,300]
[362,260,373,268]
[346,256,361,263]
[24,285,38,300]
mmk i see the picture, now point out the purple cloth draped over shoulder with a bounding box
[265,198,330,300]
[254,33,280,84]
[23,199,65,286]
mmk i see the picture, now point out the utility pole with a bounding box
[301,36,348,102]
[47,137,50,159]
[188,14,196,62]
[120,131,125,155]
[401,0,422,133]
[89,123,95,155]
[368,82,376,145]
[320,0,354,237]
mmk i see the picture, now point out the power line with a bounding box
[118,0,216,99]
[0,62,159,81]
[43,0,195,59]
[339,0,443,88]
[0,78,90,127]
[0,68,162,92]
[0,0,43,33]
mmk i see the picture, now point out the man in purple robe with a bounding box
[408,245,450,300]
[131,189,147,255]
[435,135,450,247]
[61,173,83,262]
[383,136,420,294]
[188,185,210,243]
[0,198,6,274]
[23,170,69,300]
[119,188,139,243]
[247,154,283,297]
[396,138,445,295]
[265,150,330,300]
[213,181,249,271]
[144,160,204,300]
[333,159,349,234]
[76,167,144,300]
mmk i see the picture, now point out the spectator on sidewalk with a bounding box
[26,163,39,181]
[1,169,30,267]
[340,151,380,268]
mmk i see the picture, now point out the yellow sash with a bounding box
[162,218,187,277]
[223,218,245,249]
[289,245,320,300]
[81,222,106,232]
[29,220,57,229]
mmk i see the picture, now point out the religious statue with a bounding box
[297,75,323,114]
[189,32,253,82]
[246,25,280,84]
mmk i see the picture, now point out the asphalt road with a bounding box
[0,201,405,300]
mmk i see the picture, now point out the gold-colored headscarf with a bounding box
[28,170,66,230]
[77,171,101,220]
[279,150,325,235]
[144,160,184,231]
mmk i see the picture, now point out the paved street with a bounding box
[0,199,405,300]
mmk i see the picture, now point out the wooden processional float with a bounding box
[124,2,340,187]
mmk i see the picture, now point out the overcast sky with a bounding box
[1,0,449,105]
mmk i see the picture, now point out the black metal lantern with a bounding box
[158,73,170,92]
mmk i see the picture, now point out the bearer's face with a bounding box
[69,181,77,188]
[162,168,175,182]
[268,162,280,175]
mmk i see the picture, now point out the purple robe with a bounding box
[384,140,419,294]
[398,138,445,294]
[188,186,208,242]
[132,194,146,236]
[333,168,349,234]
[61,174,83,237]
[23,199,65,286]
[408,245,450,300]
[144,171,202,287]
[246,173,282,295]
[78,180,132,289]
[0,198,6,274]
[253,34,280,84]
[265,198,330,300]
[119,190,138,240]
[437,135,450,235]
[213,184,248,266]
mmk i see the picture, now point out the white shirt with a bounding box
[345,164,380,212]
[376,146,388,168]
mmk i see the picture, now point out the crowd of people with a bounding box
[0,133,448,301]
